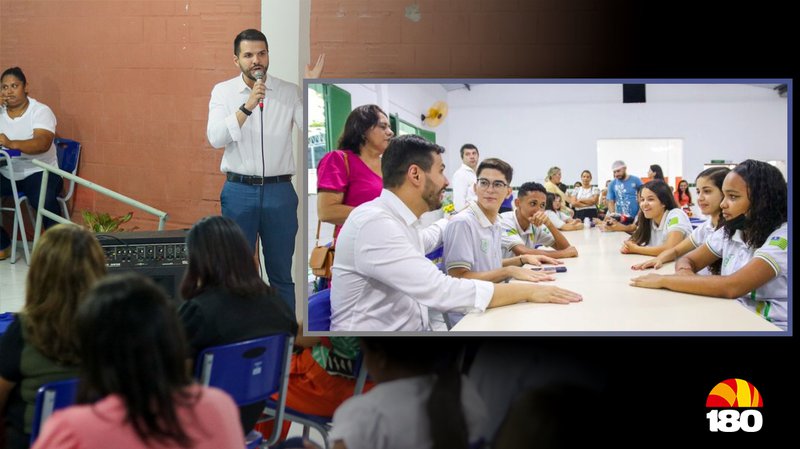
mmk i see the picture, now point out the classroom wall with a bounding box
[441,83,788,185]
[1,0,261,230]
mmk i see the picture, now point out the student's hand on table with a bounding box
[620,240,637,254]
[629,273,665,289]
[525,285,582,304]
[632,257,662,270]
[507,266,555,283]
[524,254,563,266]
[305,53,326,78]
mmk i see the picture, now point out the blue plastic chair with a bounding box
[307,288,331,332]
[195,334,294,449]
[29,378,80,444]
[0,312,15,337]
[54,138,81,219]
[425,245,444,261]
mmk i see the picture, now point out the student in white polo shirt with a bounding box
[443,158,563,284]
[620,180,692,256]
[499,182,579,260]
[632,166,730,275]
[631,160,788,330]
[329,135,582,332]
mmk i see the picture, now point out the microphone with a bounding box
[253,70,265,110]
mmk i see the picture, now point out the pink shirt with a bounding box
[31,385,245,449]
[317,149,383,238]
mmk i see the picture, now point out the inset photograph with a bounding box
[304,81,790,334]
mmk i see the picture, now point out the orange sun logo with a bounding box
[706,378,763,408]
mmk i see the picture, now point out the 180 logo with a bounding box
[706,378,763,432]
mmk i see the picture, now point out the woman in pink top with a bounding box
[317,104,394,238]
[31,273,244,449]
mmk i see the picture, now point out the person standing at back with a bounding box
[450,144,479,212]
[206,29,303,312]
[606,160,643,218]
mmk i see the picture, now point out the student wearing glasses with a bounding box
[443,158,563,285]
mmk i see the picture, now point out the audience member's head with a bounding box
[77,273,195,447]
[545,167,562,184]
[580,170,593,187]
[611,160,627,180]
[460,144,479,170]
[382,134,448,212]
[337,104,393,155]
[181,215,270,300]
[515,182,548,221]
[24,224,106,365]
[648,164,665,181]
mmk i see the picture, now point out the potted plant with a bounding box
[81,210,138,232]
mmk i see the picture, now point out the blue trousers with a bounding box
[1,171,62,249]
[221,180,298,312]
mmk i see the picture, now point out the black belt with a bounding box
[226,172,292,185]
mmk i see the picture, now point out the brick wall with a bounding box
[1,0,260,230]
[311,0,631,78]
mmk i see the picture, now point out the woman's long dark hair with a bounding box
[630,180,679,246]
[724,159,787,248]
[337,104,388,155]
[545,192,558,212]
[696,166,730,275]
[180,215,271,300]
[649,164,665,181]
[361,338,468,449]
[77,273,197,447]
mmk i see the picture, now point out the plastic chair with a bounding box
[29,378,80,444]
[195,334,294,449]
[262,353,368,449]
[307,288,331,332]
[0,149,32,264]
[54,138,81,219]
[425,245,444,261]
[0,312,15,337]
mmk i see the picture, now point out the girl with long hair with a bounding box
[0,225,106,449]
[631,160,789,330]
[31,273,245,448]
[674,179,693,207]
[632,167,729,273]
[620,180,692,256]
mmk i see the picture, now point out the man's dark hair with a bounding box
[337,104,388,155]
[477,158,513,184]
[234,29,268,56]
[517,182,547,199]
[382,134,445,189]
[459,143,478,159]
[1,67,26,85]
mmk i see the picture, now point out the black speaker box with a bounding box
[96,230,188,302]
[623,84,646,103]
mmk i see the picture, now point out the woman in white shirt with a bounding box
[545,193,583,231]
[568,170,600,221]
[620,180,691,256]
[329,338,488,449]
[632,167,729,273]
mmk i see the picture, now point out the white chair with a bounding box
[0,149,32,264]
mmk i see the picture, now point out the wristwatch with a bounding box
[239,104,252,116]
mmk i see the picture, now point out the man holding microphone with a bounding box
[206,29,302,312]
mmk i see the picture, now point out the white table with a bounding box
[451,227,783,333]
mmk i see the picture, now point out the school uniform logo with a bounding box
[706,378,763,432]
[668,217,679,227]
[768,236,788,250]
[481,239,489,253]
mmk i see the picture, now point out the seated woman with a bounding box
[329,338,489,449]
[31,273,245,449]
[0,67,63,261]
[568,170,599,221]
[631,160,788,330]
[632,167,729,273]
[545,193,583,231]
[177,216,297,434]
[619,180,691,256]
[0,225,106,449]
[543,167,573,217]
